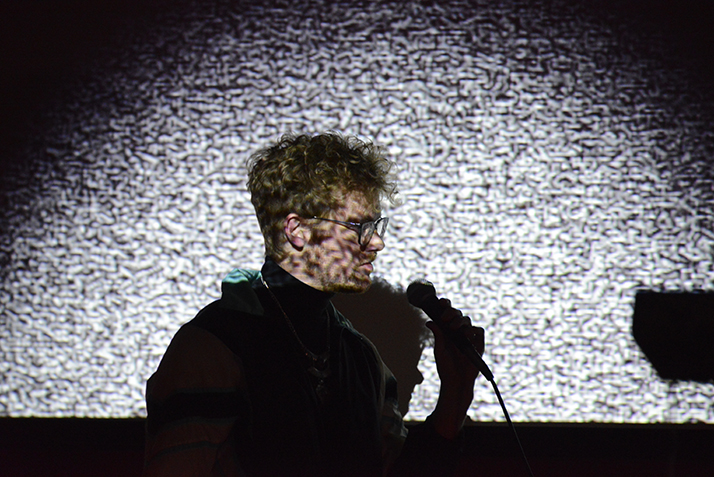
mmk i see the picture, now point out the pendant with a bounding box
[315,379,329,403]
[307,352,331,378]
[308,357,331,403]
[307,363,331,379]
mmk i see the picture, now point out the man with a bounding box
[143,132,484,476]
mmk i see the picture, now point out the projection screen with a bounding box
[1,0,714,423]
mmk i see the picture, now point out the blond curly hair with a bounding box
[247,132,398,260]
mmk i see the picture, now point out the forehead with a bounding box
[331,191,380,220]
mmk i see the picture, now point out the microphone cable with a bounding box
[487,376,535,477]
[407,280,535,476]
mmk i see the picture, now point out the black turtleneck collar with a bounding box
[257,258,334,352]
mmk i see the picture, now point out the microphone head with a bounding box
[406,280,436,307]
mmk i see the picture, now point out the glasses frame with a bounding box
[311,216,389,247]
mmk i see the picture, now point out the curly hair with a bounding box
[247,132,398,260]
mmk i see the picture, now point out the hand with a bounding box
[426,298,485,439]
[428,298,484,384]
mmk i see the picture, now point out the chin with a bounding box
[330,276,372,294]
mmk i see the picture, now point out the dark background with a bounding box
[1,418,713,476]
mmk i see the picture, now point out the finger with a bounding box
[435,317,485,356]
[443,312,472,332]
[426,319,444,336]
[437,298,464,325]
[425,321,447,351]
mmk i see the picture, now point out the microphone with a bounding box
[407,280,494,382]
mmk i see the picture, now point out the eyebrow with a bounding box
[346,214,381,223]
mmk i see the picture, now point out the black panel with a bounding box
[634,291,714,382]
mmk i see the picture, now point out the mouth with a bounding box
[360,262,374,273]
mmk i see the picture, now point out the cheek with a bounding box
[327,248,356,268]
[313,240,349,267]
[325,237,357,258]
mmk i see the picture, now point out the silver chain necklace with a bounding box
[260,276,331,402]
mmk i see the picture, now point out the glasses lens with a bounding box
[360,222,375,245]
[376,217,388,236]
[360,217,388,245]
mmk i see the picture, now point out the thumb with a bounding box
[426,321,446,349]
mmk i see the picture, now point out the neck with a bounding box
[260,258,333,354]
[276,254,326,292]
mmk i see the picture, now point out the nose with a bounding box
[365,230,385,252]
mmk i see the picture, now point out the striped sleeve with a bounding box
[143,324,249,477]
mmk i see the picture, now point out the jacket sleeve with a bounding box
[143,324,248,477]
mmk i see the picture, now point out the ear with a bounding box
[284,213,308,250]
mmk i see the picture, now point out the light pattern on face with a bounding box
[301,192,385,294]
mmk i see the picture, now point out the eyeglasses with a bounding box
[311,216,389,247]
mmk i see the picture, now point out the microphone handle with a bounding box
[421,294,494,382]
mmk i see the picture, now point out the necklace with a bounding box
[260,276,331,403]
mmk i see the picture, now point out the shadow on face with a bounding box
[332,277,430,416]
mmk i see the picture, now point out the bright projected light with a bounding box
[1,0,714,422]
